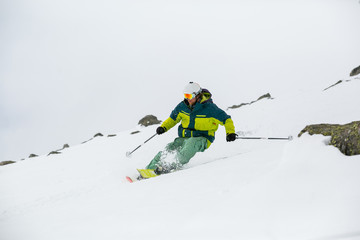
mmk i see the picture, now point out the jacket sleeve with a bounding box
[161,117,179,131]
[213,105,236,135]
[160,103,182,131]
[223,118,236,135]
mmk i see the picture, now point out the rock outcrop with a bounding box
[0,161,16,166]
[350,65,360,77]
[228,93,273,110]
[138,115,161,127]
[298,121,360,156]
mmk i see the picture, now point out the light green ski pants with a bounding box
[146,137,208,170]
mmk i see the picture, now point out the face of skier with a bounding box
[184,94,199,106]
[184,92,201,106]
[188,97,197,106]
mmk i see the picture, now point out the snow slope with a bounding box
[2,0,360,163]
[1,76,360,240]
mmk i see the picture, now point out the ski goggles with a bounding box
[184,93,195,99]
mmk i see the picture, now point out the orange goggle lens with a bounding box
[184,93,194,99]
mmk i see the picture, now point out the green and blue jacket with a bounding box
[160,90,235,148]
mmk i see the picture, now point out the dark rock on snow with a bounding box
[228,93,273,110]
[298,121,360,156]
[138,115,161,127]
[323,80,343,91]
[350,65,360,77]
[0,161,16,166]
[48,151,61,156]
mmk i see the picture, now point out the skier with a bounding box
[145,82,237,175]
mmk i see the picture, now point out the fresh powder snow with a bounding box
[1,76,360,240]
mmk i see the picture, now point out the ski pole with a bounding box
[236,135,293,141]
[126,133,158,157]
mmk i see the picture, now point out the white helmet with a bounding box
[183,82,202,96]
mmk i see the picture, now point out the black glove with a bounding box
[226,133,237,142]
[156,127,166,135]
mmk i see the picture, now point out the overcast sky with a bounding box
[1,0,360,161]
